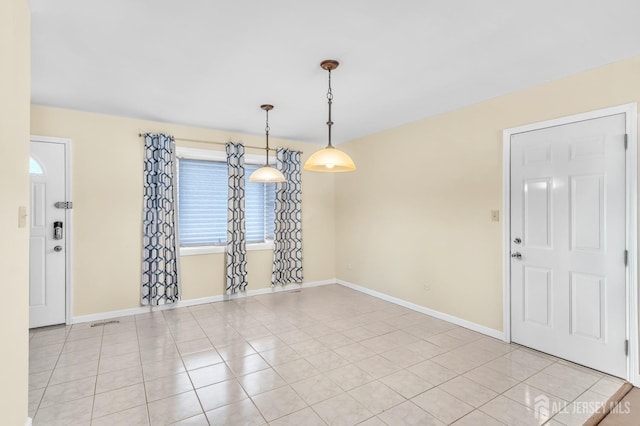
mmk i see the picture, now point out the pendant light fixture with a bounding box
[304,60,356,172]
[249,104,286,183]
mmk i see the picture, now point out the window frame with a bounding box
[176,146,275,256]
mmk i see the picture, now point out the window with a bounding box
[29,157,44,175]
[176,147,276,255]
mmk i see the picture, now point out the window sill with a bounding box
[180,242,274,256]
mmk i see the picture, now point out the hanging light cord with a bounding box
[327,68,334,148]
[264,108,271,166]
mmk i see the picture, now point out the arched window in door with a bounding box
[29,157,44,175]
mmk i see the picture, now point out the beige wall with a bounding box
[335,55,640,332]
[27,52,640,335]
[0,0,30,424]
[30,106,336,316]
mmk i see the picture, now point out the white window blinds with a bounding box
[178,159,276,246]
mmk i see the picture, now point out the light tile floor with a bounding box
[29,284,626,425]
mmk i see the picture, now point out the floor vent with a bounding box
[90,320,120,327]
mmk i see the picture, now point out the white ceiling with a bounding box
[30,0,640,145]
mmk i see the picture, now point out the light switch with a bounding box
[18,206,27,228]
[491,210,500,222]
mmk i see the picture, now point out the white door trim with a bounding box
[502,103,638,385]
[31,135,73,325]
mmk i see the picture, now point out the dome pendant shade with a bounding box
[304,59,356,173]
[249,165,286,182]
[304,146,356,172]
[250,104,286,183]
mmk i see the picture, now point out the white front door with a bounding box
[29,140,67,328]
[510,113,627,378]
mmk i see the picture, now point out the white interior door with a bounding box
[510,113,627,378]
[29,140,67,328]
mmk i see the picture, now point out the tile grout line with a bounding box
[173,307,212,425]
[31,324,77,422]
[133,313,152,426]
[89,321,105,424]
[29,286,622,426]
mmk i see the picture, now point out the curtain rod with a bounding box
[137,133,302,153]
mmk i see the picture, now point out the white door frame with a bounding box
[30,135,73,325]
[502,103,638,385]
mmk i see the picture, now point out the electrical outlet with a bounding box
[347,263,353,270]
[423,284,430,291]
[491,210,500,222]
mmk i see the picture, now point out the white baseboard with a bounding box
[25,417,32,426]
[222,279,335,300]
[336,279,505,341]
[71,279,335,324]
[70,277,503,342]
[71,305,149,324]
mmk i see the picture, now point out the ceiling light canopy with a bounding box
[304,60,356,173]
[249,104,286,183]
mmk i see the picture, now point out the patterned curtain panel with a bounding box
[226,142,248,294]
[141,133,180,306]
[272,148,303,286]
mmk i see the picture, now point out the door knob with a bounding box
[54,246,63,252]
[511,252,522,259]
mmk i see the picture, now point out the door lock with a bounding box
[53,221,63,240]
[54,246,63,252]
[513,237,522,244]
[511,252,522,259]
